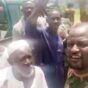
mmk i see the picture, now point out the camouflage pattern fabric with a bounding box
[64,69,88,88]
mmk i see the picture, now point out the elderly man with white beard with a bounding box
[0,40,48,88]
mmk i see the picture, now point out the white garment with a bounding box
[12,17,25,40]
[37,16,49,30]
[0,66,48,88]
[0,45,9,69]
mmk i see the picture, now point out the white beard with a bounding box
[13,65,34,78]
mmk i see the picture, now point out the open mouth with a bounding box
[70,56,81,62]
[69,54,81,61]
[71,58,80,62]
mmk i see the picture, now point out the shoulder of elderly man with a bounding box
[0,66,45,77]
[0,66,48,88]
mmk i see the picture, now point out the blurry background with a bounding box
[0,0,88,41]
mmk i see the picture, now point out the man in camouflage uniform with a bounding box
[65,23,88,88]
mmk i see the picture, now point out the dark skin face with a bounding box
[22,6,33,18]
[48,10,61,34]
[66,24,88,73]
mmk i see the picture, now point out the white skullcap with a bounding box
[8,40,31,56]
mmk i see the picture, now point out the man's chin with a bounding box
[15,68,31,77]
[69,64,83,70]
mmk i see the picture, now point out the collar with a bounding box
[68,68,88,81]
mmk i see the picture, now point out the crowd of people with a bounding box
[0,0,88,88]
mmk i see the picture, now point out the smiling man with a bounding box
[65,23,88,88]
[0,40,48,88]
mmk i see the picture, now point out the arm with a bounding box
[28,0,49,25]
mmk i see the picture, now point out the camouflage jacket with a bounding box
[64,69,88,88]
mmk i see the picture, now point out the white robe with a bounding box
[0,66,48,88]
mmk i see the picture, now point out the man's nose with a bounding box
[24,58,31,65]
[54,19,58,23]
[71,44,80,53]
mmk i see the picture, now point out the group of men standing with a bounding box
[1,0,88,88]
[0,0,64,88]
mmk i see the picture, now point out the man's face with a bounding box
[49,10,61,31]
[22,6,33,17]
[66,27,88,71]
[11,47,34,77]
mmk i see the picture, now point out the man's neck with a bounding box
[23,16,27,21]
[72,68,88,80]
[75,69,88,75]
[49,27,58,35]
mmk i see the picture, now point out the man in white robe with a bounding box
[0,40,48,88]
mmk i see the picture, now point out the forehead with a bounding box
[12,45,32,55]
[22,5,33,10]
[22,2,34,9]
[49,11,61,18]
[67,26,88,42]
[69,25,88,37]
[13,47,32,57]
[20,46,31,52]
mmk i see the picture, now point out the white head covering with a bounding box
[8,40,30,56]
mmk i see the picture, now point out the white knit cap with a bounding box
[8,40,31,56]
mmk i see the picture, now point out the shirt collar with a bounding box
[68,68,88,81]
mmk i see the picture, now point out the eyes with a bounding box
[15,51,33,63]
[53,17,60,20]
[67,41,88,48]
[20,54,32,61]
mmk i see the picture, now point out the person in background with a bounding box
[0,40,48,88]
[58,22,71,82]
[58,24,70,42]
[25,8,64,88]
[64,3,75,24]
[65,23,88,88]
[12,0,34,40]
[41,10,64,88]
